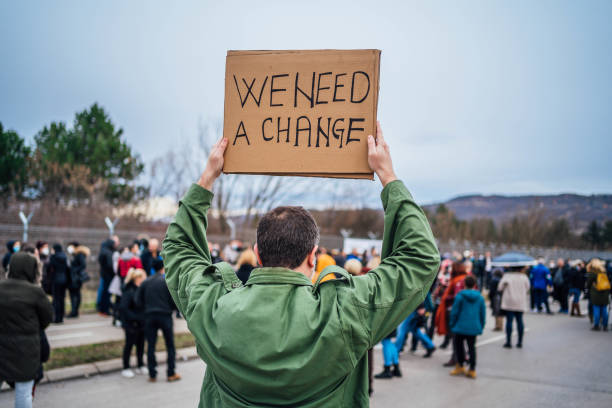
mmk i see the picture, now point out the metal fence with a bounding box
[2,224,610,285]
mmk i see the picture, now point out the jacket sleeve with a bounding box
[479,297,486,329]
[350,180,440,346]
[36,289,53,330]
[162,183,222,320]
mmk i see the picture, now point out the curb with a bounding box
[0,346,199,392]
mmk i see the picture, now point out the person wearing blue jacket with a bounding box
[530,260,553,314]
[449,275,486,379]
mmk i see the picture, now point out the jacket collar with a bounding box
[245,267,313,287]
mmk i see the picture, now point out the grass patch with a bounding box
[45,332,196,370]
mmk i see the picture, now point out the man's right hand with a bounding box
[197,138,228,191]
[367,121,397,187]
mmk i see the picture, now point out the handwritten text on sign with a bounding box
[223,50,380,177]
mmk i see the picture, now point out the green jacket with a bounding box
[162,180,439,407]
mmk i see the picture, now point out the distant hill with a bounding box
[423,194,612,232]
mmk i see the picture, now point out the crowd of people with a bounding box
[0,235,180,407]
[1,234,611,406]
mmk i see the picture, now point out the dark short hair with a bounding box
[153,258,164,272]
[256,206,319,269]
[465,275,477,288]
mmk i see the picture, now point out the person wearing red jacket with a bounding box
[118,241,143,279]
[435,261,474,366]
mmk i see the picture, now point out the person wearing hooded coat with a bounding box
[0,252,53,408]
[67,242,91,318]
[97,239,116,315]
[49,244,70,323]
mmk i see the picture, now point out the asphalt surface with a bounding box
[2,302,611,407]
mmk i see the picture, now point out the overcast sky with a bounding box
[1,0,610,204]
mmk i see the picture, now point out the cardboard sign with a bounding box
[222,49,380,179]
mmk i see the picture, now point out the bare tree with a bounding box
[148,119,307,233]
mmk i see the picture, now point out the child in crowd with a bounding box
[449,275,486,379]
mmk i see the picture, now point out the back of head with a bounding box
[237,249,257,268]
[451,261,467,277]
[256,206,319,269]
[152,258,164,273]
[125,268,146,285]
[587,258,605,274]
[8,252,38,283]
[464,274,477,289]
[344,259,363,276]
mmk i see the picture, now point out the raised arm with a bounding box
[352,122,440,345]
[162,138,228,319]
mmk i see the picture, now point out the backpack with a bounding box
[594,272,611,291]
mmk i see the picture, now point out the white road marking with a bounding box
[443,328,531,355]
[48,331,94,341]
[46,321,113,332]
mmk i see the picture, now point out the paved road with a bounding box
[3,304,611,407]
[46,313,189,348]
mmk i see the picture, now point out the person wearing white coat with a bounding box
[499,267,531,348]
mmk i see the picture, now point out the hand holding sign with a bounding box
[198,122,396,190]
[198,138,229,191]
[367,121,397,187]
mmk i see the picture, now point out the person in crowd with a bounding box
[567,260,585,317]
[374,328,402,379]
[483,251,493,289]
[552,258,570,314]
[2,240,20,275]
[141,238,161,276]
[429,256,452,341]
[448,275,485,379]
[235,248,258,284]
[0,253,53,408]
[530,259,553,314]
[311,247,336,283]
[66,242,90,318]
[488,269,504,331]
[395,299,436,358]
[346,248,361,262]
[162,127,439,406]
[435,261,470,366]
[586,259,610,331]
[136,259,180,382]
[474,252,485,292]
[97,236,119,316]
[36,241,50,289]
[331,249,346,268]
[118,241,143,280]
[209,242,223,263]
[499,266,531,348]
[49,243,69,324]
[116,241,143,323]
[119,268,148,378]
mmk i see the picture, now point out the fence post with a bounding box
[226,219,236,240]
[18,211,34,243]
[104,217,120,238]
